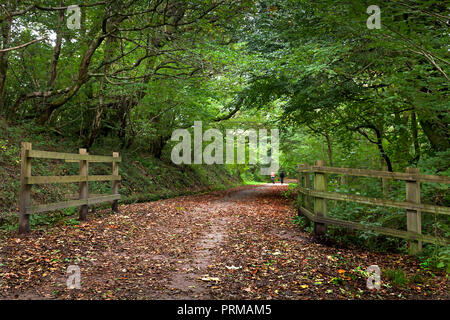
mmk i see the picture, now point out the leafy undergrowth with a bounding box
[0,184,447,300]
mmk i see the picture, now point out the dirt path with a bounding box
[0,184,448,300]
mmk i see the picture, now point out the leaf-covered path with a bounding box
[0,184,448,300]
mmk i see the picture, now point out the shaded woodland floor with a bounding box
[0,184,448,300]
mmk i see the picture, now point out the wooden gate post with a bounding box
[19,142,32,234]
[313,160,327,236]
[406,167,422,254]
[78,148,89,220]
[112,152,119,212]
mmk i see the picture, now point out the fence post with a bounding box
[406,167,422,254]
[19,142,32,234]
[313,160,327,237]
[303,170,311,228]
[297,165,311,228]
[112,152,119,212]
[297,164,303,212]
[78,148,89,221]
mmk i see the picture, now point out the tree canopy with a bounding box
[0,0,448,174]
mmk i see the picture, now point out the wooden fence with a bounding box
[19,142,121,234]
[297,160,450,254]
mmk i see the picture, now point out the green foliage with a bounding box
[292,215,313,233]
[418,246,450,274]
[383,268,408,287]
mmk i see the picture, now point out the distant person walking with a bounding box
[270,171,276,184]
[279,170,285,184]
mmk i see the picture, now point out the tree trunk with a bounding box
[419,115,449,152]
[381,160,390,198]
[375,130,393,172]
[35,13,122,124]
[324,132,333,167]
[357,125,393,172]
[49,4,64,89]
[150,135,171,159]
[0,15,12,113]
[411,110,420,163]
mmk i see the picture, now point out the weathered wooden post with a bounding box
[78,148,89,220]
[297,164,311,228]
[297,164,303,212]
[112,152,119,212]
[406,167,422,254]
[313,160,327,236]
[19,142,32,234]
[303,170,312,228]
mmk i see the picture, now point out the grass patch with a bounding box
[383,268,408,287]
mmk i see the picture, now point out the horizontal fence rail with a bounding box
[297,161,450,254]
[297,164,450,184]
[18,142,121,234]
[27,150,122,162]
[297,206,441,244]
[25,195,121,215]
[26,175,121,184]
[297,187,450,216]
